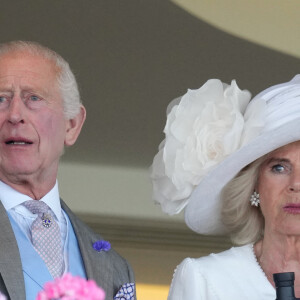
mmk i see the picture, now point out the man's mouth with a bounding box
[5,139,33,145]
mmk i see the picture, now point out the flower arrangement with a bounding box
[0,275,136,300]
[151,79,265,214]
[0,293,6,300]
[37,273,105,300]
[0,273,105,300]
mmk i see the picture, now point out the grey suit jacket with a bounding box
[0,200,135,300]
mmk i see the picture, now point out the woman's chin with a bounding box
[275,221,300,237]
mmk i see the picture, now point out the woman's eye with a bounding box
[271,164,285,173]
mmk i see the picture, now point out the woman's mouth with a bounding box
[283,204,300,214]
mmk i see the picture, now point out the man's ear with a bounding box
[64,105,86,146]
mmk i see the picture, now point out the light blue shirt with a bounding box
[0,180,70,273]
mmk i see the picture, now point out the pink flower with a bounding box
[37,273,105,300]
[0,292,6,300]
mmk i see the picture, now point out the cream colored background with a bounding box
[172,0,300,58]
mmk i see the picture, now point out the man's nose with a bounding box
[7,96,25,124]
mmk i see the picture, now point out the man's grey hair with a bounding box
[0,40,81,119]
[221,155,267,245]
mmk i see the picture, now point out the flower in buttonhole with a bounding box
[92,240,111,252]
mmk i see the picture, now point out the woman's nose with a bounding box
[289,170,300,192]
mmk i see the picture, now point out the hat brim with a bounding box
[185,118,300,235]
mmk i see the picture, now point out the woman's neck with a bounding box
[255,236,300,296]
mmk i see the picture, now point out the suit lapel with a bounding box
[61,201,114,299]
[0,201,25,299]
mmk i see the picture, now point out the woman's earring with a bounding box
[250,191,260,207]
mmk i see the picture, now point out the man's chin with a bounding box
[0,165,40,180]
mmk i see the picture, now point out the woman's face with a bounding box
[258,141,300,237]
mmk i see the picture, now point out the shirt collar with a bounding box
[0,180,62,221]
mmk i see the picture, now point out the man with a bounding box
[0,41,135,300]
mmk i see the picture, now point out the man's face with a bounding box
[0,51,70,183]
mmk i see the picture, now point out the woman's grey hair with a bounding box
[0,40,81,119]
[221,155,267,245]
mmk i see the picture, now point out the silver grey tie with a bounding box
[23,200,64,278]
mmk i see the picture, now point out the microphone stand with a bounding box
[273,272,300,300]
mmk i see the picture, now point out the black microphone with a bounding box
[273,272,300,300]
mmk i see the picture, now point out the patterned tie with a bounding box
[23,200,64,278]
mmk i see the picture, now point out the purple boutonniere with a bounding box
[93,240,111,252]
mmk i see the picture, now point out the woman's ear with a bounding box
[64,105,86,146]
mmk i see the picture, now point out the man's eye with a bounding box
[29,95,40,101]
[271,164,285,173]
[0,96,8,103]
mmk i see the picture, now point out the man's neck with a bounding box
[0,175,56,200]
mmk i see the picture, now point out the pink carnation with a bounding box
[0,292,6,300]
[37,273,105,300]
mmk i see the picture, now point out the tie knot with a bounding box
[23,200,50,215]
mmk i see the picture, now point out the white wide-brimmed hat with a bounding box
[151,75,300,235]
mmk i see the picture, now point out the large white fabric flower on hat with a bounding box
[151,79,265,215]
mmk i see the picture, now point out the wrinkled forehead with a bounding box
[0,51,59,81]
[268,140,300,156]
[0,51,60,93]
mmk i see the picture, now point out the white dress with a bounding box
[168,244,276,300]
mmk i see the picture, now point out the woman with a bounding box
[151,75,300,299]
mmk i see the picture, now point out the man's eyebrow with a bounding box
[21,86,41,93]
[21,87,51,98]
[0,84,49,94]
[0,83,14,90]
[0,87,13,93]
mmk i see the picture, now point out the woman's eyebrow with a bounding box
[265,157,290,164]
